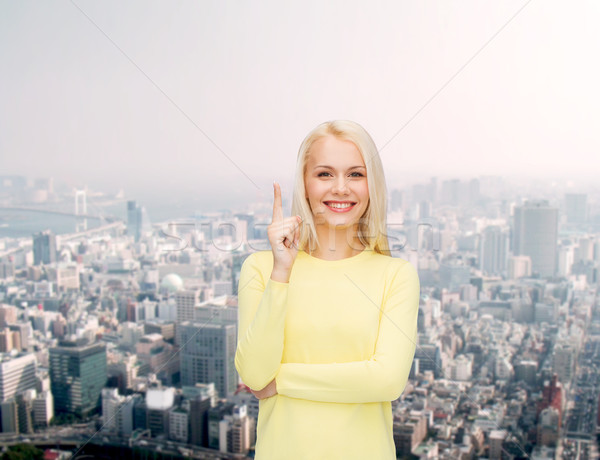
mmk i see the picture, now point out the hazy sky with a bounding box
[1,0,599,211]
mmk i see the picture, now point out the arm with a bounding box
[275,261,420,404]
[234,253,289,391]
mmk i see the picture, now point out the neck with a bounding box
[310,224,365,260]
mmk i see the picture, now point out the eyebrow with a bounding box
[314,165,366,170]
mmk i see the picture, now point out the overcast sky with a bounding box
[1,0,599,212]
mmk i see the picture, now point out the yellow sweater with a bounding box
[235,248,420,459]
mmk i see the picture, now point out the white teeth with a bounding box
[327,202,354,209]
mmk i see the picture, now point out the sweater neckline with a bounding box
[299,248,371,266]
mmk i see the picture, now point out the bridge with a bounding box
[0,221,125,259]
[0,206,118,221]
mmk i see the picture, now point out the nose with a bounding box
[332,176,350,195]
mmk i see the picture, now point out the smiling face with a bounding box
[304,135,370,232]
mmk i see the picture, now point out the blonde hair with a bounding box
[290,120,391,257]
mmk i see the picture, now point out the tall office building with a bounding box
[9,323,31,352]
[557,244,575,277]
[193,298,237,329]
[146,387,174,437]
[101,388,138,436]
[394,413,428,458]
[0,328,16,352]
[15,390,35,434]
[0,261,15,280]
[552,343,575,385]
[538,374,563,425]
[0,305,17,327]
[176,290,201,324]
[489,430,507,460]
[412,343,443,379]
[127,200,150,242]
[169,406,190,443]
[513,201,558,277]
[190,395,212,447]
[33,230,57,266]
[480,225,509,276]
[508,255,532,279]
[33,390,54,428]
[0,400,18,432]
[207,401,236,450]
[127,200,141,242]
[49,339,107,416]
[234,213,254,241]
[515,360,537,386]
[179,321,237,398]
[535,300,558,324]
[0,353,37,403]
[537,407,560,447]
[136,333,178,384]
[222,404,254,455]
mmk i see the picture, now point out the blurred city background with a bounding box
[1,1,600,459]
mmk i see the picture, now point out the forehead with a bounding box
[306,135,365,166]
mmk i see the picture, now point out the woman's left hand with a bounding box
[250,378,278,399]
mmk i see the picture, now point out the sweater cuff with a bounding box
[267,278,290,289]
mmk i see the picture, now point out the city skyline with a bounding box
[1,169,599,457]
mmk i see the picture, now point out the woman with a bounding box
[235,120,420,459]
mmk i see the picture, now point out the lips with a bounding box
[324,201,357,212]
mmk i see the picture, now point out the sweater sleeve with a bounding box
[275,261,420,403]
[234,252,289,391]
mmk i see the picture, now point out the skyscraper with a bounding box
[176,290,201,324]
[189,395,212,447]
[49,339,107,416]
[33,230,57,266]
[179,321,237,398]
[127,200,150,242]
[101,388,138,436]
[0,353,37,403]
[513,201,558,277]
[480,225,509,276]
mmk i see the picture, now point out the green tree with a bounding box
[1,444,44,460]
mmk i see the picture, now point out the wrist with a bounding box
[271,267,291,283]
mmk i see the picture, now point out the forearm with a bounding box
[235,256,290,390]
[276,340,416,403]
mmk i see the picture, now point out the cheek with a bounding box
[305,181,323,200]
[358,183,369,200]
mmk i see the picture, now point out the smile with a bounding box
[324,201,356,212]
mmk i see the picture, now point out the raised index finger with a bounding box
[272,181,283,222]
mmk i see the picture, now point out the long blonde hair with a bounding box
[290,120,391,256]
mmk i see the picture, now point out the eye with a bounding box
[317,171,364,177]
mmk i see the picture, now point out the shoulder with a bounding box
[371,253,418,278]
[374,256,419,308]
[240,250,274,279]
[370,254,419,292]
[243,250,273,266]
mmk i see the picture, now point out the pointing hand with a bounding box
[268,181,302,276]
